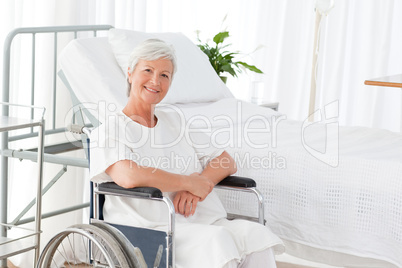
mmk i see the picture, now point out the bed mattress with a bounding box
[59,35,402,268]
[167,99,402,268]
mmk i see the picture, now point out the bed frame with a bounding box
[2,24,401,268]
[0,25,113,265]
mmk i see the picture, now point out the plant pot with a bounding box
[220,76,227,84]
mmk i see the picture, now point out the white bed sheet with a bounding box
[59,34,402,268]
[167,98,402,268]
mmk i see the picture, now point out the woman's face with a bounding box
[128,58,173,105]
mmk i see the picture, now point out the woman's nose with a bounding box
[151,73,160,85]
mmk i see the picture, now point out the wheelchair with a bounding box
[36,126,266,268]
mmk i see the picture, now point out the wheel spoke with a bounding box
[55,246,69,266]
[37,224,135,267]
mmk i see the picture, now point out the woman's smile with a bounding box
[144,86,159,93]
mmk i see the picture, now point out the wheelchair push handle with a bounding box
[67,123,92,135]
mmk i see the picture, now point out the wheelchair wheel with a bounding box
[37,224,140,268]
[91,222,147,268]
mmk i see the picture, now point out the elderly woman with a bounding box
[90,38,283,268]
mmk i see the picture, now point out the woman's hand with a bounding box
[186,172,214,201]
[173,191,200,217]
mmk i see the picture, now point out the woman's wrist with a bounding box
[180,174,192,192]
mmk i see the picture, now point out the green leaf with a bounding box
[213,31,229,45]
[197,29,264,78]
[221,64,237,77]
[236,61,263,74]
[223,53,235,61]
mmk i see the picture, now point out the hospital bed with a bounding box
[2,25,402,267]
[1,25,266,268]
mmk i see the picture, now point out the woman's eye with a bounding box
[162,74,169,79]
[144,69,152,72]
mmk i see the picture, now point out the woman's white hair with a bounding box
[126,38,177,96]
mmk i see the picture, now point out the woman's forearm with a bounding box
[200,151,237,185]
[105,160,214,199]
[106,159,186,190]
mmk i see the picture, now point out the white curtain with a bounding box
[3,0,400,126]
[317,0,402,131]
[1,0,401,266]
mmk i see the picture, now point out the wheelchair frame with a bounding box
[91,173,265,268]
[26,24,267,267]
[38,146,266,267]
[37,124,266,267]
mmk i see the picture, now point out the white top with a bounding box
[90,109,284,268]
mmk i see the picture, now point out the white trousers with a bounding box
[223,248,277,268]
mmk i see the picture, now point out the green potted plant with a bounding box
[197,31,263,83]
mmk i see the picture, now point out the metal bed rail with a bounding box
[1,25,113,267]
[2,25,113,134]
[0,102,45,266]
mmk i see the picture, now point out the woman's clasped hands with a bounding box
[173,172,214,217]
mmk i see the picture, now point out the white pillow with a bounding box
[59,37,127,125]
[108,28,233,104]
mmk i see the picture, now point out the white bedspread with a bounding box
[160,98,402,268]
[60,35,402,268]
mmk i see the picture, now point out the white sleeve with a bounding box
[190,130,225,169]
[89,123,133,184]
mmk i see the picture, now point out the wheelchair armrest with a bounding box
[97,176,255,199]
[217,176,256,188]
[97,182,163,199]
[216,176,264,225]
